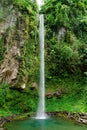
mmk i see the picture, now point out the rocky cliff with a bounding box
[0,0,39,89]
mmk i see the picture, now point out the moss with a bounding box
[45,76,86,113]
[0,38,6,64]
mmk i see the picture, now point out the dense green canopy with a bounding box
[40,0,87,77]
[0,0,87,116]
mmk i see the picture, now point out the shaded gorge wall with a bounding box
[0,0,39,115]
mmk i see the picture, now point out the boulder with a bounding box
[30,82,38,90]
[0,128,5,130]
[21,83,26,89]
[78,113,87,124]
[46,88,66,98]
[79,118,87,124]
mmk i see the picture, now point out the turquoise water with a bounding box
[6,117,87,130]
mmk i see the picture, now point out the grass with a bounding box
[0,76,87,117]
[46,96,86,113]
[46,76,86,113]
[0,109,12,117]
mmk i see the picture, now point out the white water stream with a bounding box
[35,0,48,119]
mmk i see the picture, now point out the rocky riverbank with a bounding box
[1,111,87,129]
[0,115,15,130]
[0,113,31,129]
[48,111,87,124]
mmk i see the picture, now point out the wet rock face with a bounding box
[0,128,5,130]
[0,1,38,88]
[0,2,26,86]
[58,27,66,41]
[0,5,17,38]
[0,2,20,85]
[0,46,19,84]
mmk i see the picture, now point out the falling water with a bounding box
[35,14,47,119]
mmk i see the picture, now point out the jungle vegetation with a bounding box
[0,0,87,116]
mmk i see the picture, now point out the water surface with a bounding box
[6,117,87,130]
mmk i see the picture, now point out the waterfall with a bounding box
[35,14,47,119]
[34,0,48,120]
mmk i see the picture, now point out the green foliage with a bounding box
[0,83,38,116]
[18,39,39,85]
[77,43,87,76]
[46,77,86,113]
[0,0,39,116]
[15,0,37,15]
[0,0,87,116]
[0,83,9,107]
[0,39,6,63]
[0,8,4,21]
[14,0,39,86]
[0,0,14,6]
[42,0,87,31]
[42,0,87,114]
[41,0,87,79]
[45,38,80,78]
